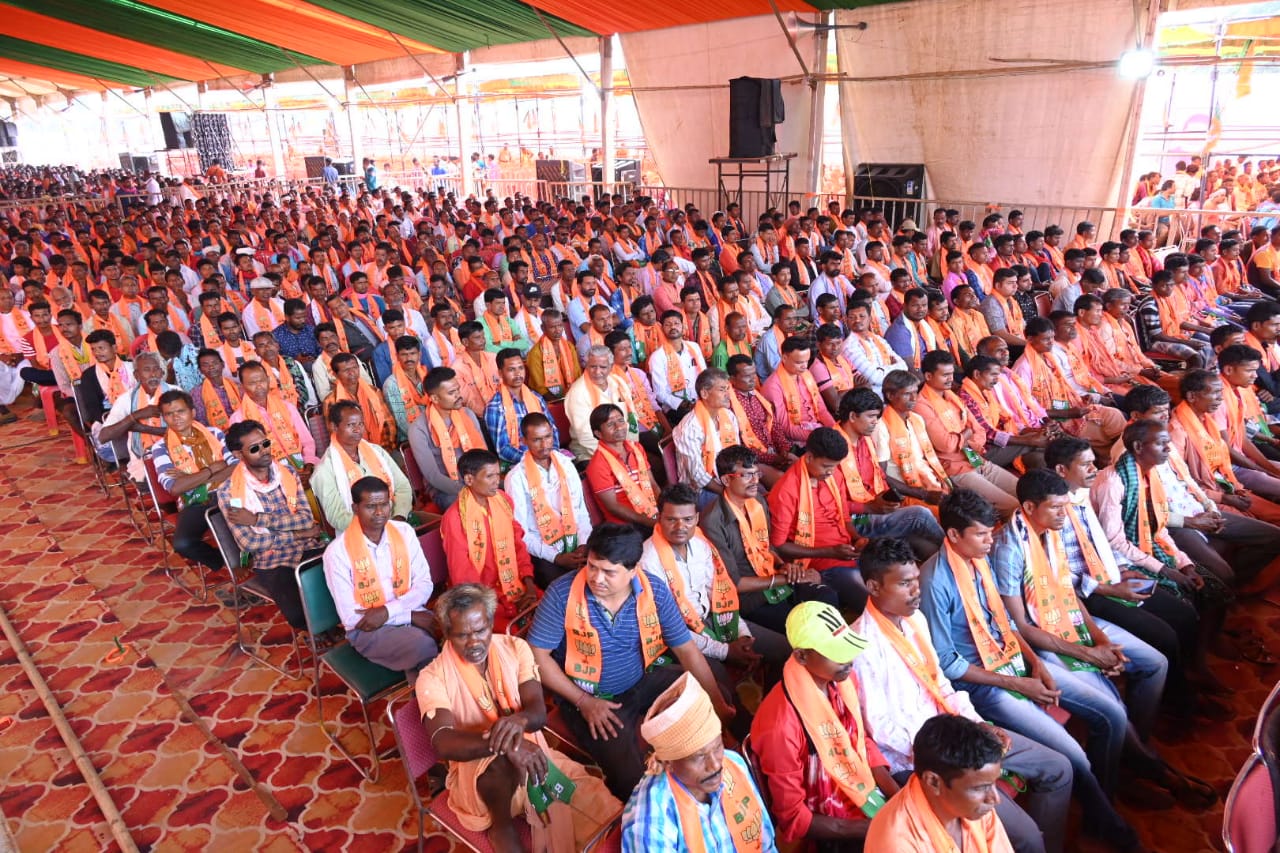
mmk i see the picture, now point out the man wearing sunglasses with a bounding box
[217,419,328,632]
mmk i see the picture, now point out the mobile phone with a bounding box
[228,498,243,509]
[880,488,904,504]
[1127,577,1156,595]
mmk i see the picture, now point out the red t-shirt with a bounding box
[767,460,852,570]
[584,442,650,523]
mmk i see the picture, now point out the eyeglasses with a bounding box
[245,438,273,454]
[725,469,761,481]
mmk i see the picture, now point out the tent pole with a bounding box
[455,53,473,198]
[600,36,615,198]
[806,12,831,196]
[261,74,287,179]
[344,66,363,176]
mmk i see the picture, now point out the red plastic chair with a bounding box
[546,398,572,446]
[1223,754,1277,853]
[387,690,533,853]
[144,455,217,601]
[419,525,449,590]
[660,437,679,486]
[38,385,59,435]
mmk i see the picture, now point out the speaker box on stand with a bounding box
[728,77,784,159]
[192,113,232,173]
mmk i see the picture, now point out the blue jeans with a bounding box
[1093,618,1168,738]
[962,681,1135,842]
[856,504,944,545]
[822,565,867,615]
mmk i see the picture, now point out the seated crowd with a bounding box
[8,181,1280,853]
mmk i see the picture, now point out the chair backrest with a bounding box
[1263,691,1280,832]
[1034,291,1052,318]
[295,555,339,636]
[584,487,604,527]
[738,734,771,810]
[387,690,436,783]
[660,438,679,487]
[206,506,245,569]
[419,526,448,588]
[144,455,180,514]
[1255,679,1280,751]
[401,440,427,502]
[306,405,330,457]
[546,399,572,446]
[1223,754,1277,853]
[71,378,96,433]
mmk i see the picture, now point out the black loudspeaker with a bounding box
[159,112,193,149]
[853,163,927,229]
[192,113,231,173]
[591,159,639,184]
[728,77,784,159]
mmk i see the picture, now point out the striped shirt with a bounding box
[621,751,778,853]
[527,570,692,698]
[482,387,556,466]
[150,425,235,507]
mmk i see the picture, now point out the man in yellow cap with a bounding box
[621,672,778,851]
[866,714,1014,852]
[749,601,899,848]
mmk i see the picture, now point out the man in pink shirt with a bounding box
[762,335,835,453]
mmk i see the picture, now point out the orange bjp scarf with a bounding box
[649,526,740,641]
[342,520,410,608]
[457,489,522,604]
[563,567,666,696]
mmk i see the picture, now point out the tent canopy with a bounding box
[0,0,872,94]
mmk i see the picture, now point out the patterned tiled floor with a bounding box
[0,389,1275,852]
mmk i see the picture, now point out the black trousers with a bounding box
[174,500,225,570]
[1085,587,1197,697]
[19,367,57,386]
[557,665,683,799]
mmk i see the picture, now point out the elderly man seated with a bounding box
[322,476,438,680]
[621,672,779,852]
[419,583,622,853]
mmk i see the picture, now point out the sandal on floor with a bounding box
[1161,766,1218,809]
[1236,634,1278,666]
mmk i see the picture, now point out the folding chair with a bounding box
[387,689,533,853]
[206,506,307,679]
[71,378,111,496]
[419,525,449,590]
[305,404,329,457]
[144,456,220,602]
[296,557,407,781]
[659,436,679,487]
[584,488,605,527]
[401,440,429,507]
[546,398,572,444]
[1223,753,1276,853]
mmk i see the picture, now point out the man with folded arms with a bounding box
[622,672,778,852]
[749,601,898,848]
[865,715,1015,853]
[322,476,438,680]
[852,537,1071,853]
[419,583,620,853]
[526,524,734,799]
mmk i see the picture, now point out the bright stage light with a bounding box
[1118,49,1156,79]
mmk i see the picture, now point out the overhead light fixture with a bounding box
[1118,49,1156,79]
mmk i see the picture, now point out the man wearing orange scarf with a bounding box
[322,475,437,680]
[0,285,31,421]
[762,335,836,450]
[230,361,319,469]
[483,348,556,467]
[504,413,592,590]
[624,672,778,852]
[994,471,1198,806]
[917,351,1019,517]
[311,401,412,533]
[641,483,789,685]
[852,537,1071,853]
[441,449,538,632]
[866,715,1015,853]
[152,389,237,574]
[98,352,179,482]
[526,523,733,798]
[406,366,487,511]
[768,427,867,612]
[192,349,242,430]
[420,583,621,853]
[918,490,1143,851]
[750,600,898,846]
[525,309,581,398]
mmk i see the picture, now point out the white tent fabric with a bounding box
[835,0,1151,208]
[620,15,816,191]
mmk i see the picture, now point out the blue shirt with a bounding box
[527,570,692,698]
[322,165,339,184]
[483,387,556,465]
[621,751,778,853]
[372,341,394,386]
[918,548,1022,682]
[272,323,320,361]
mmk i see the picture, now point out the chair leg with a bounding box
[39,387,58,435]
[231,592,306,680]
[71,430,89,465]
[316,674,385,782]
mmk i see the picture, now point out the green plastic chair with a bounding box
[295,556,409,782]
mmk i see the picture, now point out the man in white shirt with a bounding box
[647,310,706,417]
[310,400,413,533]
[564,344,636,460]
[852,537,1072,853]
[322,475,438,680]
[503,412,592,589]
[639,483,788,687]
[843,298,908,398]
